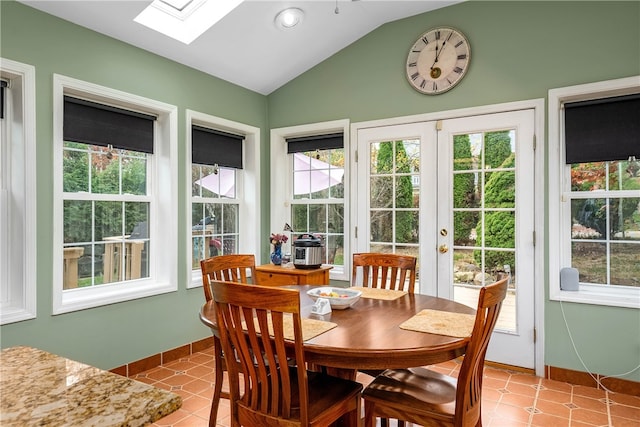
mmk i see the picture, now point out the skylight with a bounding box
[134,0,243,44]
[159,0,193,12]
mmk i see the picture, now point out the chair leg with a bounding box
[363,401,374,427]
[209,336,225,426]
[336,405,360,427]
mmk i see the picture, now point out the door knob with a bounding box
[438,244,449,254]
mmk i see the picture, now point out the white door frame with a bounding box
[350,99,545,376]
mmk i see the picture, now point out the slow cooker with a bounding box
[293,234,323,269]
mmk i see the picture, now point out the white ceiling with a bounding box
[19,0,461,95]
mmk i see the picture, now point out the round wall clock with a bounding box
[406,27,471,95]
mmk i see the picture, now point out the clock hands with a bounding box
[430,31,454,79]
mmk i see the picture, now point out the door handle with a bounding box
[438,244,449,254]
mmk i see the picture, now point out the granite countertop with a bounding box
[0,346,182,426]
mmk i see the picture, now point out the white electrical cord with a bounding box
[560,300,640,393]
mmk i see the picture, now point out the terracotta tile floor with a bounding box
[133,347,640,427]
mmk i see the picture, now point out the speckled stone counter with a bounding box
[0,346,182,426]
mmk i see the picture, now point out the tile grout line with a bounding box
[526,376,542,426]
[605,390,613,427]
[568,384,574,426]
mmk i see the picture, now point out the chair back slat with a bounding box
[455,277,509,426]
[212,281,311,425]
[352,253,417,293]
[200,254,256,301]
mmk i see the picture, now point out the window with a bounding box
[549,76,640,308]
[187,110,260,288]
[53,74,178,314]
[271,120,349,280]
[0,58,36,325]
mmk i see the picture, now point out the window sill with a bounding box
[53,279,177,315]
[329,266,347,282]
[550,285,640,309]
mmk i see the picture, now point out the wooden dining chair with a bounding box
[352,252,417,293]
[361,277,509,427]
[201,254,257,301]
[211,280,363,427]
[200,254,257,426]
[352,252,417,377]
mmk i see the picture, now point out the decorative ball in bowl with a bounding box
[307,287,361,310]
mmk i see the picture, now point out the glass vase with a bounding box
[271,243,282,265]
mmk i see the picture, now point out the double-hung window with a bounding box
[54,75,178,314]
[271,120,349,280]
[549,76,640,308]
[191,126,242,262]
[1,59,36,325]
[187,110,260,287]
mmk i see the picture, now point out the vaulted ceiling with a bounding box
[20,1,461,95]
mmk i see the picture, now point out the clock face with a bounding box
[406,27,471,95]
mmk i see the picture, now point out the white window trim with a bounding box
[52,74,179,314]
[270,119,350,281]
[548,75,640,309]
[0,58,37,325]
[186,109,261,288]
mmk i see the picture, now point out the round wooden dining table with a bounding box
[199,284,476,378]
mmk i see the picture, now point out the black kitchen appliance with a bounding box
[293,234,323,269]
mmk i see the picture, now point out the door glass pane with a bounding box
[370,210,392,242]
[452,130,517,333]
[369,139,420,278]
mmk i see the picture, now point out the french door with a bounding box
[355,109,536,369]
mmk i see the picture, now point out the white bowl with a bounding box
[307,287,361,310]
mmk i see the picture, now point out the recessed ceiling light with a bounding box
[135,0,243,44]
[275,8,304,30]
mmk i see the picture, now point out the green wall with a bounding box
[0,1,269,369]
[1,0,639,382]
[269,1,640,381]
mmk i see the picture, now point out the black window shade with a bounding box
[0,80,7,120]
[564,93,640,164]
[286,132,344,154]
[63,96,156,154]
[192,125,244,169]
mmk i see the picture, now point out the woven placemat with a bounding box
[350,286,407,300]
[243,314,337,341]
[399,309,475,338]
